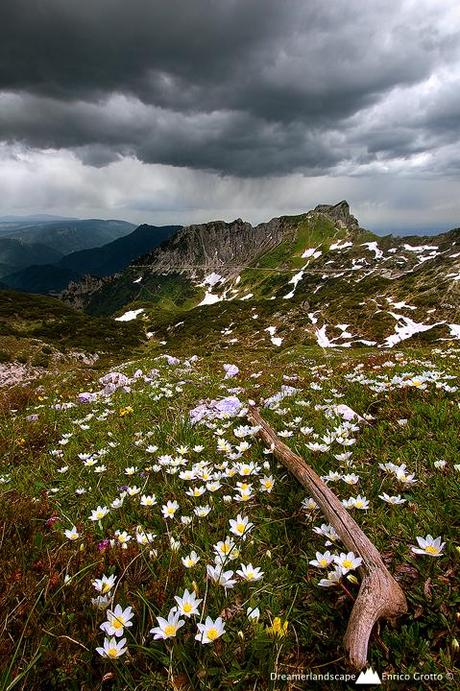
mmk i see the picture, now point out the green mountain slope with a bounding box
[0,289,145,358]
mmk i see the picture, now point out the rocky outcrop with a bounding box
[311,200,360,230]
[61,274,114,310]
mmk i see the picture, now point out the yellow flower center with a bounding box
[319,559,328,567]
[107,648,118,658]
[425,545,439,555]
[343,560,353,569]
[102,584,111,593]
[246,572,254,580]
[221,544,231,554]
[207,627,219,640]
[355,501,363,508]
[236,524,244,533]
[112,617,124,629]
[164,624,176,636]
[183,602,193,613]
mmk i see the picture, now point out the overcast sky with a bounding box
[1,0,459,233]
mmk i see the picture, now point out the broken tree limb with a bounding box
[247,406,407,670]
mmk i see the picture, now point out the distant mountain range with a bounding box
[0,213,78,224]
[1,223,181,293]
[58,224,181,276]
[0,218,135,281]
[0,218,135,253]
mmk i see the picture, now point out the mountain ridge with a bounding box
[60,201,366,314]
[0,218,135,253]
[0,218,137,281]
[1,200,460,377]
[56,200,460,353]
[2,223,182,293]
[58,223,181,277]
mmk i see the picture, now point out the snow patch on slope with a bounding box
[382,314,442,348]
[361,242,383,259]
[284,268,306,299]
[315,325,333,347]
[403,244,437,252]
[115,308,145,322]
[202,272,223,287]
[330,240,353,251]
[302,247,322,259]
[199,292,221,306]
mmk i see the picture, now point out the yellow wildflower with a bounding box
[267,617,288,638]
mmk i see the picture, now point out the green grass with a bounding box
[86,273,201,318]
[0,341,459,689]
[0,290,145,358]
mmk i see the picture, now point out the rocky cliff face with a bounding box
[311,200,360,230]
[131,217,288,276]
[62,274,113,310]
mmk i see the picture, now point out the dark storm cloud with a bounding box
[0,0,459,176]
[0,92,342,175]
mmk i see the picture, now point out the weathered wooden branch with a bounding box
[247,406,407,670]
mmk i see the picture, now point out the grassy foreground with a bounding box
[0,343,459,690]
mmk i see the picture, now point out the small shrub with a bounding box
[31,353,50,368]
[0,350,11,363]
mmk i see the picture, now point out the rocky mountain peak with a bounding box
[312,200,359,230]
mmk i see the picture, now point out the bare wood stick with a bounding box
[248,406,407,670]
